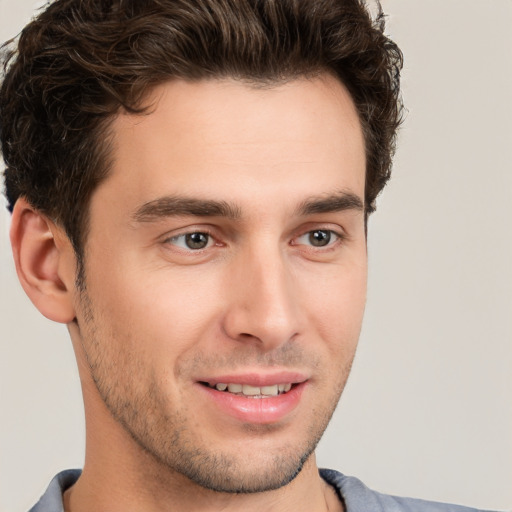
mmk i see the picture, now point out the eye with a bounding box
[167,232,213,250]
[295,229,341,248]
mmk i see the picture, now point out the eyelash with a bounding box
[292,229,345,251]
[164,227,345,252]
[165,229,218,251]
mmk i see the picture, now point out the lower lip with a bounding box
[197,382,306,424]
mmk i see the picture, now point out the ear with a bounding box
[10,197,77,323]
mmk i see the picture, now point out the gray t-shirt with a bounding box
[28,468,498,512]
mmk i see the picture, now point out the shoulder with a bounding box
[28,468,502,512]
[28,469,81,512]
[320,469,500,512]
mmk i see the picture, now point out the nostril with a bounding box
[239,332,257,339]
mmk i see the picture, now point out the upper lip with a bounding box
[196,371,309,387]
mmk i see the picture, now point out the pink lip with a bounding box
[195,371,308,424]
[197,371,308,387]
[197,381,307,424]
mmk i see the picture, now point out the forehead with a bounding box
[94,75,365,216]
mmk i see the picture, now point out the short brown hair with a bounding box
[1,0,403,262]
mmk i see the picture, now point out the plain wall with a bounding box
[1,1,511,511]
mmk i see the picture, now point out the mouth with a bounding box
[200,381,295,398]
[196,374,308,423]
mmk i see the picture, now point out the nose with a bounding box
[222,244,301,351]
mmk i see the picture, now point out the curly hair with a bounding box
[0,0,403,263]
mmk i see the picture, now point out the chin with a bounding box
[169,444,315,494]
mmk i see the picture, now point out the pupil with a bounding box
[185,233,208,249]
[310,230,330,247]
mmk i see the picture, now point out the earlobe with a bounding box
[10,197,77,324]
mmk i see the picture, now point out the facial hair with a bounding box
[75,286,355,494]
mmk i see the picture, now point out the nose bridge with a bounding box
[223,238,300,348]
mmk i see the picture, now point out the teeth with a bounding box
[261,385,278,396]
[211,382,292,397]
[242,384,261,396]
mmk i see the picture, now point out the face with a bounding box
[73,75,367,493]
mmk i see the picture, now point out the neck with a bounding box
[64,447,342,512]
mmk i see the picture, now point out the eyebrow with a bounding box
[132,190,364,223]
[295,190,364,216]
[133,196,242,222]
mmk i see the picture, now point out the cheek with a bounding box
[301,260,367,355]
[86,261,225,358]
[304,256,367,315]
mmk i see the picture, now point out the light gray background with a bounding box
[1,1,511,511]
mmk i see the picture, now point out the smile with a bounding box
[198,379,306,424]
[203,382,293,397]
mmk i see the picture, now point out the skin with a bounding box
[11,74,367,512]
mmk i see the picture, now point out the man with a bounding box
[0,1,504,511]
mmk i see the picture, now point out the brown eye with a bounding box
[294,229,342,249]
[168,232,212,250]
[185,233,209,249]
[308,230,331,247]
